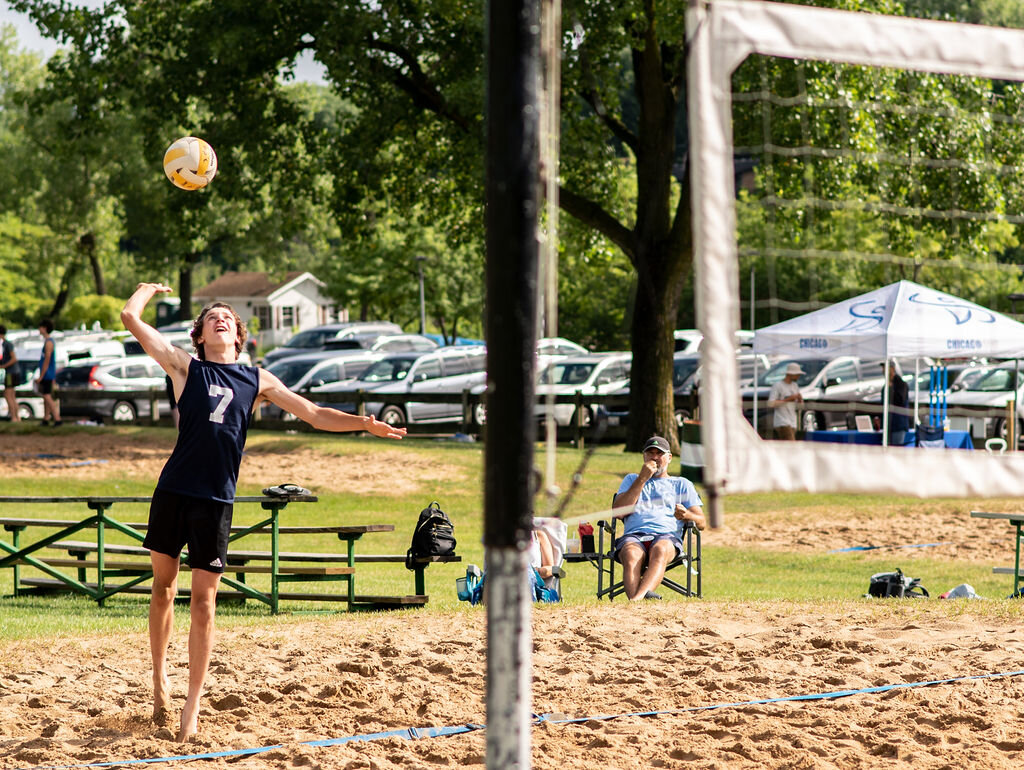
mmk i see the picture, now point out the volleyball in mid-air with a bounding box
[163,136,218,190]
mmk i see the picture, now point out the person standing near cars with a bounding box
[121,282,406,743]
[35,319,61,426]
[885,363,910,446]
[0,325,21,422]
[768,362,804,440]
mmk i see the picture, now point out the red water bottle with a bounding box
[579,521,595,554]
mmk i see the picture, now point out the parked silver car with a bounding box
[322,333,439,354]
[945,363,1024,448]
[742,356,935,433]
[314,347,488,427]
[262,351,386,420]
[742,356,888,433]
[600,350,772,430]
[54,356,167,423]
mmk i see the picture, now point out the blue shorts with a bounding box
[613,532,683,563]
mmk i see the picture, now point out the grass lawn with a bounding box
[1,425,1022,640]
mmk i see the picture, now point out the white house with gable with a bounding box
[194,271,344,349]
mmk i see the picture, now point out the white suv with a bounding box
[535,352,632,426]
[262,351,387,420]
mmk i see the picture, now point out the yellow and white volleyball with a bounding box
[162,136,218,190]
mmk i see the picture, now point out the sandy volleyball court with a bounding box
[3,605,1024,769]
[2,432,1024,769]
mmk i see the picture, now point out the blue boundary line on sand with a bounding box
[24,669,1024,770]
[828,542,952,553]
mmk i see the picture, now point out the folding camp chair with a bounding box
[458,517,566,604]
[916,423,945,448]
[593,514,702,600]
[532,517,567,602]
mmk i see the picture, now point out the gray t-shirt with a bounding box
[768,379,801,428]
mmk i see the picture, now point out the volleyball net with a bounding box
[687,0,1024,513]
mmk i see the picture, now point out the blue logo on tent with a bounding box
[908,292,995,326]
[832,299,886,332]
[829,290,998,334]
[947,339,983,351]
[799,338,829,349]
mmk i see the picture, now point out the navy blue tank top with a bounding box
[157,358,260,503]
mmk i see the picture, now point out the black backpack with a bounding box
[868,568,929,598]
[406,501,457,569]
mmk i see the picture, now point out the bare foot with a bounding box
[153,675,171,725]
[176,697,199,742]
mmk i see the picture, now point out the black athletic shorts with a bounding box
[37,379,54,395]
[4,369,21,388]
[143,488,234,573]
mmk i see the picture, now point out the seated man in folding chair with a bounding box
[613,436,706,601]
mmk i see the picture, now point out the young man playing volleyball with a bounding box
[612,436,705,601]
[122,282,406,742]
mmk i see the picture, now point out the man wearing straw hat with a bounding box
[768,362,805,440]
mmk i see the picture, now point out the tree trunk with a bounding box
[79,233,106,295]
[178,252,200,321]
[621,29,690,453]
[626,238,688,453]
[49,258,81,321]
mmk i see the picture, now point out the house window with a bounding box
[281,306,296,330]
[256,306,272,331]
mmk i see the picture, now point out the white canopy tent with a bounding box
[752,280,1024,444]
[753,280,1024,361]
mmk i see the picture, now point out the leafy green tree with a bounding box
[9,0,679,445]
[904,0,1024,27]
[62,293,126,329]
[732,0,1024,323]
[9,1,340,320]
[18,0,1024,448]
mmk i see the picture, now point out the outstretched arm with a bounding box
[257,369,406,438]
[121,284,193,386]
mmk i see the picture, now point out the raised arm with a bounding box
[612,458,658,516]
[120,283,193,382]
[257,369,406,439]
